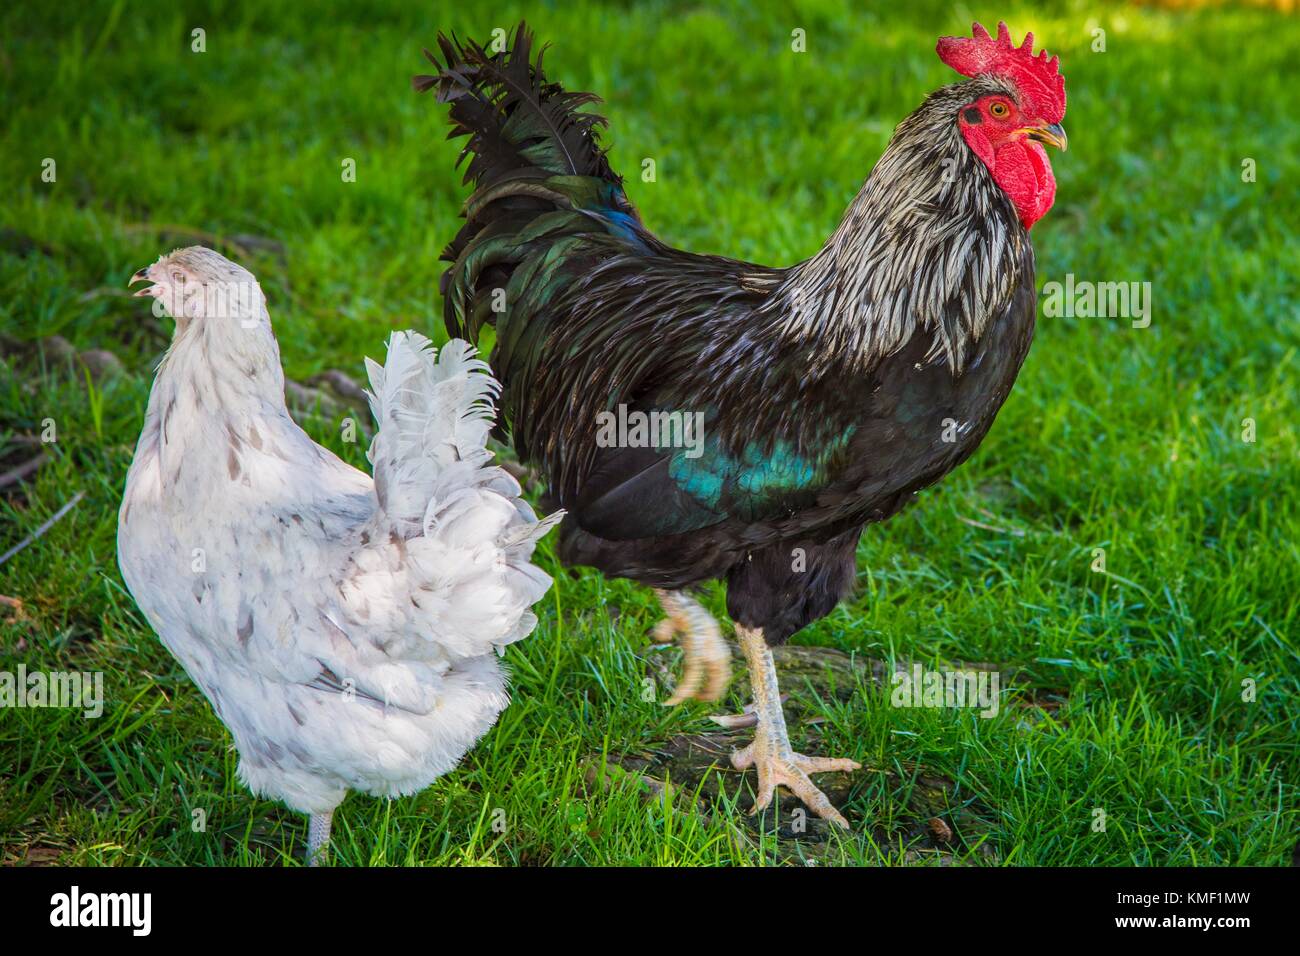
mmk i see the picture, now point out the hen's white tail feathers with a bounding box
[359,332,561,661]
[499,508,564,552]
[366,333,497,525]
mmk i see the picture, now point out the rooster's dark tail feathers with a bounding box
[415,21,619,190]
[416,21,641,342]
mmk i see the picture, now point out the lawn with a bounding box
[1,0,1297,866]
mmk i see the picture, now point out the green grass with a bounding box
[1,0,1297,866]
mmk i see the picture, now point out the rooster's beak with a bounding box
[1026,122,1068,152]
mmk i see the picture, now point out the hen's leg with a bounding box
[653,589,731,704]
[306,811,332,867]
[730,625,860,829]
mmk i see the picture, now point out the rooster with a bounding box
[419,21,1067,827]
[118,247,560,863]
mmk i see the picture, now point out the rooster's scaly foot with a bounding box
[731,625,860,829]
[731,740,860,829]
[653,589,731,704]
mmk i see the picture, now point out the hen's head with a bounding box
[130,246,267,333]
[937,22,1067,229]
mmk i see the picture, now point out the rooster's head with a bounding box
[937,22,1067,229]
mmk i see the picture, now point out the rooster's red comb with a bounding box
[936,21,1066,124]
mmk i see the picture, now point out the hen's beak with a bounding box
[1026,122,1068,152]
[130,266,157,297]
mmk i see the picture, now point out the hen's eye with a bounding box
[172,271,186,284]
[989,101,1009,118]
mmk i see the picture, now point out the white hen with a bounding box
[118,246,560,864]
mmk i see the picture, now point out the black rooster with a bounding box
[418,21,1067,826]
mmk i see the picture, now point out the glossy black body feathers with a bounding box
[423,23,1038,644]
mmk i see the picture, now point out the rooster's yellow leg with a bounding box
[730,625,860,829]
[653,589,730,704]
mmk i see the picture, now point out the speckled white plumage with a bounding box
[118,246,559,821]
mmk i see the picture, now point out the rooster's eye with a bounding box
[989,101,1009,119]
